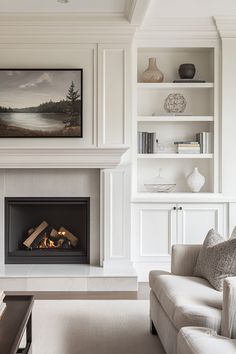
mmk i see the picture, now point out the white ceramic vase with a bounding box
[141,57,164,83]
[187,167,205,193]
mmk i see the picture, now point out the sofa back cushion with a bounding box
[194,229,236,291]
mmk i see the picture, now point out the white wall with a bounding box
[146,0,236,18]
[221,38,236,196]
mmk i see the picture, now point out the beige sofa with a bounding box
[176,276,236,354]
[149,245,236,354]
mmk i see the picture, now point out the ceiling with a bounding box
[0,0,235,18]
[0,0,128,13]
[146,0,236,18]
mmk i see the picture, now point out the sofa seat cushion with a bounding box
[177,327,236,354]
[150,273,222,331]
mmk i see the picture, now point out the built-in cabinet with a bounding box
[131,40,226,279]
[132,202,227,265]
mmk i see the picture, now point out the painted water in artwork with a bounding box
[0,70,82,137]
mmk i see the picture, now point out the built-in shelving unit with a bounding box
[133,46,219,195]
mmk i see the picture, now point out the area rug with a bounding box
[32,300,165,354]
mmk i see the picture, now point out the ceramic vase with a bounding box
[178,63,196,79]
[187,167,205,193]
[141,58,164,83]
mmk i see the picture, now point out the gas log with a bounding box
[23,221,48,248]
[58,227,78,247]
[23,222,78,249]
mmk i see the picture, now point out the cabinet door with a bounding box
[132,203,177,262]
[177,203,227,244]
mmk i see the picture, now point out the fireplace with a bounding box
[5,197,90,264]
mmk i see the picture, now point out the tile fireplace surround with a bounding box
[0,147,137,292]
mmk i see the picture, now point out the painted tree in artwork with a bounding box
[66,81,80,116]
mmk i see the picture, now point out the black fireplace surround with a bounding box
[5,197,90,264]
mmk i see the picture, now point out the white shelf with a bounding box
[137,116,214,122]
[137,153,214,159]
[137,82,214,89]
[132,193,230,203]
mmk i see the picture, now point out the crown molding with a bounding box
[125,0,151,25]
[214,17,236,38]
[0,12,128,25]
[136,17,219,40]
[0,13,137,43]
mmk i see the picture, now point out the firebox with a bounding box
[5,197,90,264]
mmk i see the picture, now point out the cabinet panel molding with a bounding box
[178,203,226,244]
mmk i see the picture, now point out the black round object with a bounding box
[178,63,196,79]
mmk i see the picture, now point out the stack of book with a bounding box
[138,132,156,154]
[0,291,6,320]
[196,132,213,153]
[175,141,200,154]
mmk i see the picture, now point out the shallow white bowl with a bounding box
[144,183,176,193]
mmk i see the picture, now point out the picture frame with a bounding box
[0,69,83,137]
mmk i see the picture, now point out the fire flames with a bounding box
[38,231,71,249]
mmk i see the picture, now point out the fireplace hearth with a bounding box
[5,197,90,264]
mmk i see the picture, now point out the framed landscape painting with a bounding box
[0,69,83,137]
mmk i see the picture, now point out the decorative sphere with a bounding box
[164,93,187,114]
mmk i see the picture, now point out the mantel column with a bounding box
[100,168,132,268]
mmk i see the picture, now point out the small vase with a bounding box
[187,168,205,193]
[178,63,196,79]
[141,58,164,83]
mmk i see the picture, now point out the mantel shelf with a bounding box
[137,82,214,89]
[137,153,213,159]
[0,146,130,169]
[137,116,214,122]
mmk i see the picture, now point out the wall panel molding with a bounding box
[98,44,131,147]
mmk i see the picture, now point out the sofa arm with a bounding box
[221,277,236,339]
[171,244,201,276]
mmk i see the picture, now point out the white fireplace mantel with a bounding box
[0,146,129,169]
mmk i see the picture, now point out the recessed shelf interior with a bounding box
[137,158,213,193]
[137,121,213,152]
[137,47,214,83]
[137,89,214,116]
[135,46,217,195]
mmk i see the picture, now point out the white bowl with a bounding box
[144,183,176,193]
